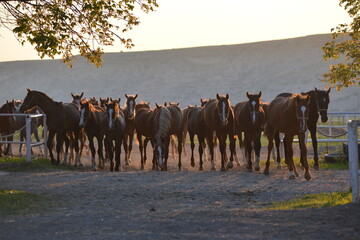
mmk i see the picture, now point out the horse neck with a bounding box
[155,108,171,139]
[33,93,59,115]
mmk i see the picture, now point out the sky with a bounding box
[0,0,351,62]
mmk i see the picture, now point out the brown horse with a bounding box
[152,103,183,171]
[79,99,106,170]
[264,94,311,180]
[20,89,82,166]
[199,94,236,171]
[234,92,265,171]
[275,88,331,170]
[122,94,138,165]
[0,100,16,156]
[71,92,88,161]
[102,99,126,171]
[134,101,153,170]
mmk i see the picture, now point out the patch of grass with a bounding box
[0,189,54,216]
[267,191,352,210]
[0,157,77,172]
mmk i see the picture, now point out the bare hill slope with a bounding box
[1,34,358,111]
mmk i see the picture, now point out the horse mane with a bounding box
[81,99,102,113]
[155,106,171,140]
[284,94,306,113]
[31,90,55,102]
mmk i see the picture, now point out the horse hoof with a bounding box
[276,166,282,170]
[221,166,226,172]
[304,172,312,181]
[289,175,296,180]
[199,167,203,171]
[314,165,320,171]
[254,167,260,172]
[211,167,216,171]
[263,169,269,175]
[191,162,195,167]
[227,161,233,169]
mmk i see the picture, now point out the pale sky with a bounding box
[0,0,351,62]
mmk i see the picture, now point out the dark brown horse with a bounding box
[152,103,183,171]
[71,92,88,160]
[264,94,311,180]
[199,94,236,171]
[122,94,138,165]
[0,100,16,156]
[102,99,126,171]
[275,88,331,170]
[234,92,266,171]
[71,92,83,106]
[79,99,105,170]
[134,101,153,170]
[20,89,82,166]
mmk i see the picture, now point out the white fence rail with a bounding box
[0,113,47,162]
[347,120,360,203]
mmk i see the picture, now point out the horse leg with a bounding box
[63,135,70,165]
[299,132,311,180]
[244,134,253,171]
[137,134,145,170]
[207,133,216,171]
[123,134,129,166]
[189,132,196,167]
[254,131,262,171]
[73,130,82,167]
[226,131,235,169]
[55,133,64,166]
[47,131,56,164]
[115,137,122,172]
[107,138,114,171]
[264,134,274,175]
[274,131,282,169]
[216,133,227,172]
[309,125,319,170]
[284,135,296,179]
[88,135,96,170]
[128,132,134,165]
[198,134,205,171]
[19,130,24,156]
[144,137,151,165]
[97,135,104,169]
[177,133,183,171]
[170,135,177,160]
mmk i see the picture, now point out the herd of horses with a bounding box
[0,88,331,180]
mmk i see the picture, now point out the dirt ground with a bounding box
[1,142,360,240]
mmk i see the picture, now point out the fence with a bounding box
[0,113,47,162]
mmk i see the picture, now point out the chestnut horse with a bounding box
[79,99,106,170]
[102,99,126,171]
[234,92,266,171]
[20,89,82,166]
[152,103,183,171]
[264,94,311,180]
[0,100,16,156]
[275,88,330,170]
[122,94,138,166]
[199,94,236,171]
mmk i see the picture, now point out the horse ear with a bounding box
[135,94,138,99]
[156,103,160,109]
[327,87,331,94]
[315,87,318,93]
[125,94,128,99]
[118,98,121,103]
[71,93,75,98]
[27,88,31,92]
[226,93,229,99]
[110,97,113,102]
[200,98,204,104]
[80,92,84,98]
[216,94,220,100]
[258,91,262,98]
[246,92,250,99]
[164,102,167,107]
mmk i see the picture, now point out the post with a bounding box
[43,115,48,160]
[347,120,360,203]
[26,115,32,162]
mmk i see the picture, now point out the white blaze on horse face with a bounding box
[300,106,307,132]
[251,101,256,123]
[221,102,226,125]
[79,108,85,126]
[108,109,114,129]
[129,101,134,118]
[157,145,163,167]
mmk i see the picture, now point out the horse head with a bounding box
[294,94,311,133]
[216,93,231,128]
[105,99,120,130]
[79,99,89,128]
[20,89,37,113]
[200,98,208,107]
[71,92,84,107]
[246,91,262,124]
[125,94,138,120]
[314,87,331,123]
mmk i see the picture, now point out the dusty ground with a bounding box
[1,142,360,240]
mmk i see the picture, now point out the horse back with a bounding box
[187,107,202,134]
[167,105,183,134]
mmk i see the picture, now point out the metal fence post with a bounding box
[43,115,48,159]
[347,120,360,203]
[26,116,32,162]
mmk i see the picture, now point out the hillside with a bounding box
[0,34,358,111]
